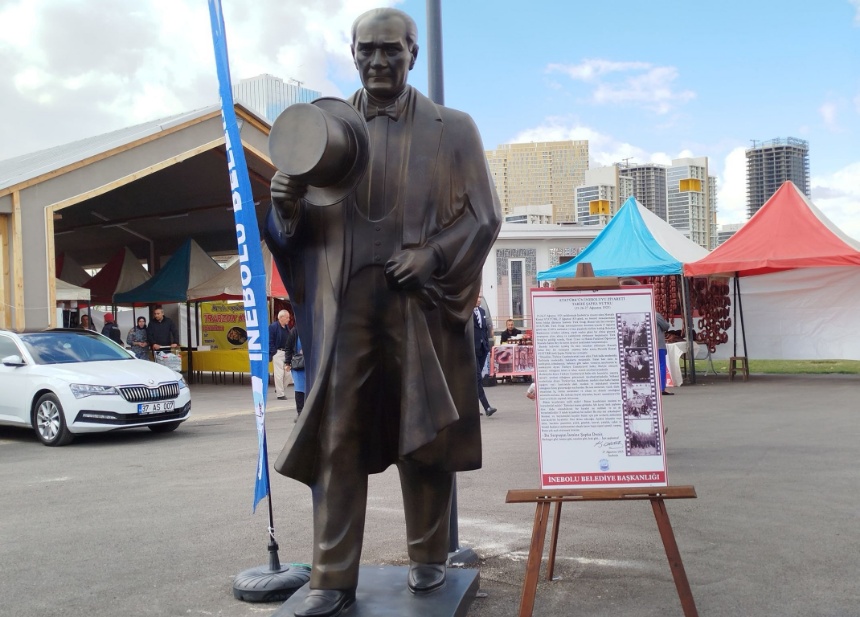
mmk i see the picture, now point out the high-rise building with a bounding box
[505,204,554,225]
[746,137,809,218]
[708,175,718,249]
[716,223,744,246]
[618,163,668,220]
[486,140,589,223]
[575,165,634,225]
[666,157,716,250]
[232,74,321,124]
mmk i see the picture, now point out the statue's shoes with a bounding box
[294,589,356,617]
[407,561,447,594]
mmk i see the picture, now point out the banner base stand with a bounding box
[234,540,310,603]
[233,562,311,603]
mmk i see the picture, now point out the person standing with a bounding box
[265,8,501,615]
[100,313,123,346]
[268,309,291,401]
[147,307,179,351]
[284,327,305,422]
[127,317,151,359]
[78,314,96,331]
[474,297,497,417]
[656,312,673,395]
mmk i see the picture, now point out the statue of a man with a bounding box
[266,7,501,616]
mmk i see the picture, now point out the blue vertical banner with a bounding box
[208,0,271,513]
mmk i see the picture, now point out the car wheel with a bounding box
[34,393,74,446]
[148,421,182,433]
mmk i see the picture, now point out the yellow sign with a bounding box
[201,302,249,350]
[679,178,702,192]
[589,199,610,215]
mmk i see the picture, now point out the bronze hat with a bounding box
[268,97,369,206]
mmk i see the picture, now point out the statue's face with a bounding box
[352,14,416,100]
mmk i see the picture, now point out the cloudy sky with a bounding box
[2,0,859,238]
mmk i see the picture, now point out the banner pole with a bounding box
[206,0,309,601]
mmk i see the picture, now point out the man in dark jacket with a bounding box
[147,307,179,351]
[473,298,496,417]
[499,319,522,343]
[266,8,501,615]
[100,312,123,346]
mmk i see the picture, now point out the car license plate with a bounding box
[138,401,175,415]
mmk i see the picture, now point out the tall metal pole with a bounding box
[426,0,445,105]
[425,0,475,564]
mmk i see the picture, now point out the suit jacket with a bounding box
[266,86,502,485]
[473,306,491,356]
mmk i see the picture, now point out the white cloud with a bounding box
[716,147,748,226]
[819,102,839,130]
[547,59,651,82]
[812,162,860,242]
[510,117,696,168]
[547,59,695,114]
[851,0,860,25]
[0,0,388,160]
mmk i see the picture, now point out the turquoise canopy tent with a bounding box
[537,197,710,382]
[537,197,708,280]
[114,239,224,304]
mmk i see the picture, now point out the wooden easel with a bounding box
[507,265,699,616]
[506,486,698,617]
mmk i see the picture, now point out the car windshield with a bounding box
[20,331,134,365]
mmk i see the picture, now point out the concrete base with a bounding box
[272,566,480,617]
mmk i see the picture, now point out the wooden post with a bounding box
[11,191,25,331]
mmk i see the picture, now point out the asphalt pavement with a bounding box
[1,372,858,617]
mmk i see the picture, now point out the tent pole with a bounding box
[185,302,194,385]
[681,276,696,385]
[195,302,201,347]
[736,275,748,358]
[732,275,739,358]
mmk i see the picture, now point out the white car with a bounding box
[0,328,191,446]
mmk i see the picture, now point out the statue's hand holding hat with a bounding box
[268,97,370,207]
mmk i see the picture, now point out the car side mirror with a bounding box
[1,354,26,367]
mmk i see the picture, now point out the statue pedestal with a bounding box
[271,565,479,617]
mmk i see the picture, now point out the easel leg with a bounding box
[546,501,563,581]
[519,502,551,617]
[650,499,699,617]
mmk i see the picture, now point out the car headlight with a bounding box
[177,375,188,390]
[70,384,118,399]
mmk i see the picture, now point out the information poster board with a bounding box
[531,288,667,489]
[200,302,249,350]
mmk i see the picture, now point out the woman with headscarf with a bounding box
[127,316,151,360]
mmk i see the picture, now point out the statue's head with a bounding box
[351,8,418,101]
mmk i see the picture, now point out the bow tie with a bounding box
[365,103,400,121]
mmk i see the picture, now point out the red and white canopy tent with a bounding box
[186,244,288,302]
[55,253,92,286]
[685,182,860,360]
[83,247,152,306]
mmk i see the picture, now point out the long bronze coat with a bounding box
[265,87,502,486]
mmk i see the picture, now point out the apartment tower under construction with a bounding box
[746,137,809,218]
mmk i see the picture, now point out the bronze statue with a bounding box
[265,7,501,616]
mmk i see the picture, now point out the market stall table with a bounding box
[181,350,273,384]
